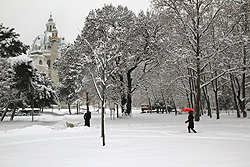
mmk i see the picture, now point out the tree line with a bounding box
[1,1,249,122]
[151,0,249,120]
[56,0,250,122]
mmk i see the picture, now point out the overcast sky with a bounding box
[0,0,151,46]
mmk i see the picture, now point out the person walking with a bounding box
[185,111,197,133]
[84,111,91,127]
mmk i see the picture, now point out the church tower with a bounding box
[47,14,61,84]
[29,14,68,86]
[46,14,56,32]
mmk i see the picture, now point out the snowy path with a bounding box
[0,110,250,167]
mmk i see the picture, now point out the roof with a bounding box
[29,50,43,55]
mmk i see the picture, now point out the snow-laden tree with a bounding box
[12,56,58,118]
[224,0,249,118]
[118,10,166,115]
[56,70,83,115]
[202,0,250,119]
[0,58,18,109]
[80,4,136,146]
[0,23,28,108]
[0,24,29,120]
[0,56,36,121]
[0,23,29,58]
[1,55,58,121]
[33,72,59,111]
[56,4,138,146]
[152,0,234,121]
[54,43,86,114]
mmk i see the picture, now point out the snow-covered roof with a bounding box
[29,50,43,55]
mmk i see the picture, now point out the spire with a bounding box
[48,12,53,22]
[46,13,56,32]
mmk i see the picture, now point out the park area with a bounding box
[0,108,250,167]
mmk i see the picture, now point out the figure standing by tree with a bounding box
[185,111,197,133]
[84,111,91,127]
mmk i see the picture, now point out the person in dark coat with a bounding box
[185,111,197,133]
[84,111,91,127]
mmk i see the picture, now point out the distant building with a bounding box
[29,14,68,85]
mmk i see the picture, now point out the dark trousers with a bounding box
[188,126,197,133]
[85,119,90,127]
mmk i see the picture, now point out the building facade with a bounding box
[29,14,68,85]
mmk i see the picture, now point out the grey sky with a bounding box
[0,0,151,46]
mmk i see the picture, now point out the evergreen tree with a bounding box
[33,72,59,110]
[56,70,82,115]
[0,23,29,112]
[0,23,29,58]
[0,58,17,108]
[1,55,59,121]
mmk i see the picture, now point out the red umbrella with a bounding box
[181,108,196,112]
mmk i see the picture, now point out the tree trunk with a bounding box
[207,97,212,118]
[116,104,119,118]
[101,69,105,146]
[215,89,220,119]
[160,87,167,114]
[147,90,153,114]
[230,74,240,118]
[10,107,17,121]
[188,68,194,108]
[194,0,202,122]
[121,95,126,114]
[120,75,126,114]
[127,87,132,115]
[1,101,17,121]
[242,45,247,118]
[76,101,79,115]
[101,98,105,146]
[126,66,137,115]
[211,74,220,120]
[202,86,212,118]
[241,4,248,118]
[235,77,245,118]
[32,90,34,122]
[195,60,201,121]
[68,103,71,115]
[86,92,89,113]
[1,106,9,121]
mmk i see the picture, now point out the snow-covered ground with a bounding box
[0,108,250,167]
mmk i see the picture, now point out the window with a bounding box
[39,60,42,65]
[50,25,52,31]
[47,60,51,69]
[48,46,51,50]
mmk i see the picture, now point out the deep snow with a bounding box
[0,108,249,167]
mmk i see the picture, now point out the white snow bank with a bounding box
[0,110,249,167]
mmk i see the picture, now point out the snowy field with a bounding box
[0,108,250,167]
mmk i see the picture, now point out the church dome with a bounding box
[30,31,68,53]
[30,14,68,54]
